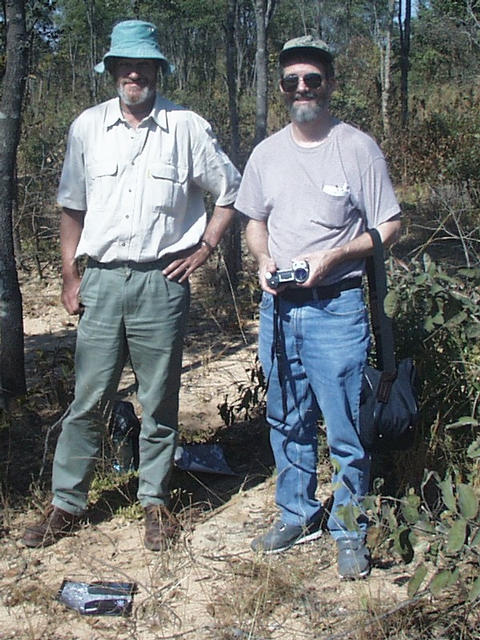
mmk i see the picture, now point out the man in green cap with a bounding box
[22,20,240,551]
[235,35,401,578]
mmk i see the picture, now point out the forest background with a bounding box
[0,0,480,637]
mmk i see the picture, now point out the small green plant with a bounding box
[383,254,480,484]
[217,357,266,427]
[364,467,480,601]
[334,467,480,616]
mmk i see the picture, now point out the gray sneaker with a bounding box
[336,537,371,579]
[251,516,323,555]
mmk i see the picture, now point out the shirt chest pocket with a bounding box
[311,187,355,231]
[86,161,118,210]
[149,162,189,212]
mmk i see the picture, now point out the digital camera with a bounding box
[265,260,310,289]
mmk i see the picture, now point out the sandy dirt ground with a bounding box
[0,270,413,640]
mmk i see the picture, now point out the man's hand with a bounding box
[163,203,236,283]
[295,248,341,288]
[257,254,281,295]
[245,219,280,295]
[162,243,212,283]
[61,274,82,315]
[60,208,85,314]
[294,220,402,288]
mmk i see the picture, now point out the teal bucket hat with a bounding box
[94,20,174,74]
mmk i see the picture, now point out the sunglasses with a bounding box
[280,73,325,92]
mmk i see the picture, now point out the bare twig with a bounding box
[38,406,70,479]
[219,249,249,347]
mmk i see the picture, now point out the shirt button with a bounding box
[125,215,130,219]
[121,242,126,247]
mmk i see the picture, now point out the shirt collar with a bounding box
[104,93,169,130]
[149,93,169,130]
[104,98,122,129]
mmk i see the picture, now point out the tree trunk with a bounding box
[381,0,395,138]
[225,0,240,167]
[254,0,268,146]
[399,0,411,128]
[0,0,28,406]
[222,0,242,289]
[84,0,98,102]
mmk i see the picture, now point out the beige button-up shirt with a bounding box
[57,94,240,263]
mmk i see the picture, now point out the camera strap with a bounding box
[272,295,289,417]
[365,228,396,374]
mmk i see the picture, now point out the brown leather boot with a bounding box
[144,505,181,551]
[22,506,82,548]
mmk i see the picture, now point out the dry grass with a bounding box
[2,240,480,639]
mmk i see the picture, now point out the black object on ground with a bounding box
[57,580,137,616]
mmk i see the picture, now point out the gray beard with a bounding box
[289,101,323,123]
[117,84,155,107]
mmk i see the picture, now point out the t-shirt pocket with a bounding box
[311,184,354,230]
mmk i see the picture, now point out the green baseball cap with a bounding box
[279,35,333,66]
[94,20,174,75]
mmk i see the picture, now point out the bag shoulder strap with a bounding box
[366,228,396,374]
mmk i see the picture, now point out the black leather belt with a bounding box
[87,254,181,271]
[279,277,362,303]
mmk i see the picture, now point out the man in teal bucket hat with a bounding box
[94,20,173,75]
[22,20,240,552]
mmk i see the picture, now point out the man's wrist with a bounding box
[62,265,81,282]
[257,253,273,269]
[200,239,215,253]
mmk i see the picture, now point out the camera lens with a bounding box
[294,267,308,282]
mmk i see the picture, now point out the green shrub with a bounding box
[384,253,480,482]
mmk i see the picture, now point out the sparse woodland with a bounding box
[1,1,480,638]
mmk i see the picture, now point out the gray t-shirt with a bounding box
[235,120,400,285]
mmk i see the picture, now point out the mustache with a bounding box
[293,91,317,100]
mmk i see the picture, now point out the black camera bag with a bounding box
[359,229,419,453]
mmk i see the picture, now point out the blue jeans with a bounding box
[258,288,370,540]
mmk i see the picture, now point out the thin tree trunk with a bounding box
[0,0,28,406]
[254,0,268,146]
[222,0,242,289]
[381,0,395,138]
[84,0,98,102]
[226,0,240,166]
[399,0,411,128]
[68,35,77,96]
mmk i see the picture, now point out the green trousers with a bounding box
[52,260,190,514]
